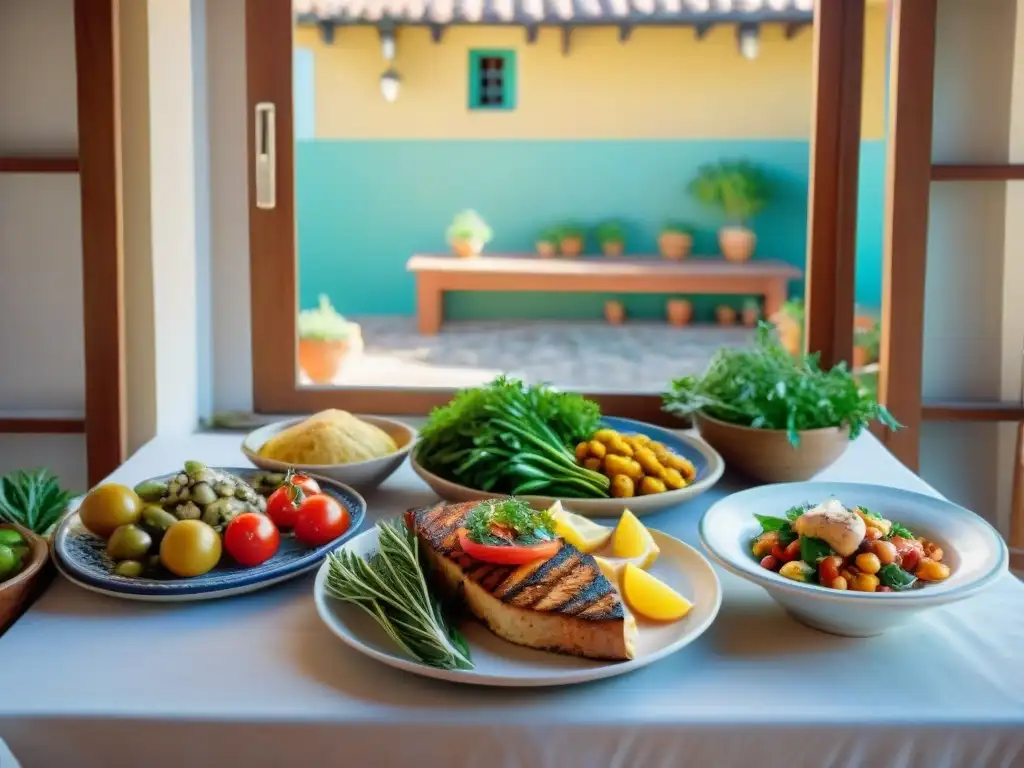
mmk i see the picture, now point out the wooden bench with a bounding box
[406,253,803,335]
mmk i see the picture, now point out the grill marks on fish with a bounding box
[408,502,623,621]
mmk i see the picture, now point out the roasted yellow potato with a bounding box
[634,446,664,476]
[659,467,686,490]
[588,440,607,460]
[583,457,603,472]
[610,474,635,498]
[575,441,590,462]
[592,429,618,445]
[575,429,695,496]
[639,476,667,495]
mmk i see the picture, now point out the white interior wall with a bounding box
[918,0,1019,533]
[0,0,87,492]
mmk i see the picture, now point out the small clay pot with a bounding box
[659,231,693,260]
[559,236,584,258]
[853,346,870,369]
[741,308,760,327]
[602,241,624,257]
[451,238,483,258]
[298,337,350,384]
[772,314,802,357]
[667,299,693,327]
[715,305,737,326]
[719,226,756,262]
[604,300,626,325]
[536,241,557,258]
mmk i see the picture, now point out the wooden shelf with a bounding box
[922,400,1024,422]
[0,156,80,174]
[0,411,86,434]
[931,164,1024,181]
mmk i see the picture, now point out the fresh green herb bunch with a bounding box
[663,323,901,446]
[0,469,74,537]
[446,209,493,245]
[537,226,562,244]
[688,160,771,225]
[662,221,695,236]
[298,294,352,342]
[595,220,626,245]
[325,519,473,670]
[416,375,610,498]
[465,498,556,546]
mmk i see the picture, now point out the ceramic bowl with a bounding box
[52,468,366,602]
[0,523,50,631]
[242,415,416,492]
[411,416,725,519]
[699,482,1009,637]
[693,411,850,483]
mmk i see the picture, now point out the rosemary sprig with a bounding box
[324,519,473,671]
[0,469,74,537]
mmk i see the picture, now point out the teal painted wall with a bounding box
[295,139,887,320]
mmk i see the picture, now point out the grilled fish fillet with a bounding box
[405,501,636,661]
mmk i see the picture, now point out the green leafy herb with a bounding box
[416,375,610,498]
[785,504,810,521]
[465,498,555,546]
[878,563,917,591]
[888,521,916,540]
[662,323,902,446]
[0,469,74,537]
[800,536,833,567]
[857,506,883,520]
[754,514,796,545]
[324,519,473,671]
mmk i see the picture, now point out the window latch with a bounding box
[254,102,276,210]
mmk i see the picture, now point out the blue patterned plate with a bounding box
[52,468,366,602]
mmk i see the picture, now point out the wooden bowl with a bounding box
[693,412,850,483]
[0,523,49,633]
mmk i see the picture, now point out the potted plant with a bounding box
[596,220,626,257]
[715,304,737,326]
[659,222,695,260]
[604,300,626,325]
[297,294,358,385]
[853,314,880,369]
[770,298,804,357]
[558,224,586,257]
[446,209,493,258]
[688,160,770,262]
[666,299,693,327]
[741,298,761,327]
[536,227,560,258]
[662,323,901,482]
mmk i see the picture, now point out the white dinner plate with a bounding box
[313,525,722,687]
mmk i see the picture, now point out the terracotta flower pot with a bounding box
[853,345,870,369]
[667,299,693,327]
[715,305,737,326]
[536,241,557,258]
[559,236,584,258]
[694,411,851,483]
[604,300,626,325]
[298,337,350,384]
[719,226,756,262]
[451,238,483,258]
[659,232,693,260]
[773,314,803,357]
[602,241,624,257]
[742,308,760,327]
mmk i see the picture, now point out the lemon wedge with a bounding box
[611,508,660,568]
[549,501,612,554]
[594,552,658,586]
[621,563,693,622]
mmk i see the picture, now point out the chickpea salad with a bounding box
[750,499,951,593]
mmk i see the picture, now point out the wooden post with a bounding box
[74,0,127,486]
[878,0,938,471]
[804,0,864,369]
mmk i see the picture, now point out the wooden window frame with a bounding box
[468,50,517,111]
[245,0,866,425]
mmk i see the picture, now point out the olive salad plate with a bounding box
[52,465,366,602]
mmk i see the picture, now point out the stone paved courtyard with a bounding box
[303,317,756,393]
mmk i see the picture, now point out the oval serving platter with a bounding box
[314,525,722,687]
[52,468,366,602]
[411,415,725,518]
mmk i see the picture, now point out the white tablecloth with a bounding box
[1,432,1023,768]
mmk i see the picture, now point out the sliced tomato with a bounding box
[457,530,560,565]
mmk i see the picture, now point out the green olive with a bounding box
[106,524,153,562]
[141,505,179,542]
[113,560,145,578]
[0,529,25,548]
[133,479,168,502]
[0,545,18,579]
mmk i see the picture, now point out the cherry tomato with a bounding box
[818,555,842,585]
[294,495,350,547]
[783,539,802,562]
[224,513,280,566]
[266,472,321,530]
[457,530,561,566]
[759,555,780,571]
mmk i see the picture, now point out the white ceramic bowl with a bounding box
[699,482,1008,637]
[242,415,416,492]
[410,420,725,519]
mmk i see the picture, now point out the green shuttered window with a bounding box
[468,50,517,110]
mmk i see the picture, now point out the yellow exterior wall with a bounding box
[296,5,887,141]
